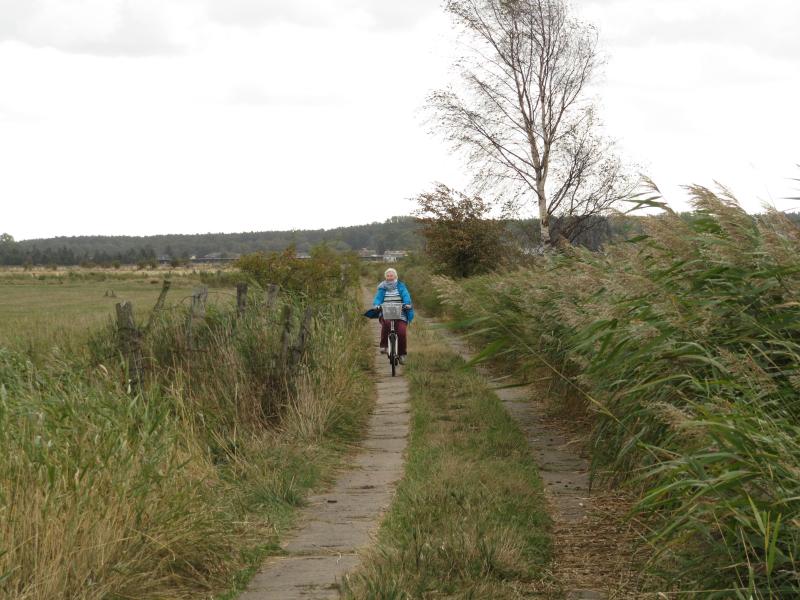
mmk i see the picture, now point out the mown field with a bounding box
[0,280,191,353]
[0,268,233,356]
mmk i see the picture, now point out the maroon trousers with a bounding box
[379,318,407,355]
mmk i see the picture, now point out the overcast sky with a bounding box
[1,0,798,240]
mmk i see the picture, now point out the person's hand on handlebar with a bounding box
[403,304,412,310]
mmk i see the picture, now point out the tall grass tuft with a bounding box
[427,188,800,595]
[0,285,372,599]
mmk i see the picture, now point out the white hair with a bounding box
[384,268,398,279]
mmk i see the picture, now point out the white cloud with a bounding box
[203,0,439,30]
[572,0,800,211]
[0,0,798,239]
[0,0,440,57]
[204,0,349,28]
[579,0,800,58]
[228,84,346,107]
[0,0,195,56]
[361,0,442,31]
[0,4,462,239]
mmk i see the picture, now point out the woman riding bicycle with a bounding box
[373,268,414,364]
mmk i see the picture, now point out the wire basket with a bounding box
[381,302,404,320]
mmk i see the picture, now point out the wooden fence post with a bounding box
[281,304,294,360]
[265,284,280,312]
[236,282,248,317]
[186,286,208,350]
[146,279,171,330]
[115,301,143,393]
[291,306,314,368]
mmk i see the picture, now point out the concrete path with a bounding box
[239,320,410,599]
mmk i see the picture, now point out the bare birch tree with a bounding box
[431,0,634,247]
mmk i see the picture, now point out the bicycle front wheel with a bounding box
[389,333,397,377]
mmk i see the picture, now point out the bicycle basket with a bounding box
[381,303,404,320]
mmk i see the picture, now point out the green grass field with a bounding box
[0,275,208,355]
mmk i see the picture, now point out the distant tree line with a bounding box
[0,217,423,267]
[2,212,796,267]
[0,241,159,268]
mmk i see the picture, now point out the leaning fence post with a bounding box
[186,286,208,350]
[146,279,171,331]
[115,301,144,393]
[236,282,248,317]
[281,304,294,360]
[265,284,280,312]
[291,305,314,368]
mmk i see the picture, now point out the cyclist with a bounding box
[372,267,414,364]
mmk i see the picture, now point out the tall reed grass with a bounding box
[427,187,800,596]
[0,285,372,599]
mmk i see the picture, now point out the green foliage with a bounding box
[169,257,188,268]
[430,188,800,595]
[197,269,247,288]
[235,244,359,299]
[136,258,158,270]
[415,184,514,278]
[391,255,446,317]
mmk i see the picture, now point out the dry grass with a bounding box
[532,489,653,599]
[342,322,551,599]
[0,285,374,599]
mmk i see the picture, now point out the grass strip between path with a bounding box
[343,321,551,599]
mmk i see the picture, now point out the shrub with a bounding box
[235,244,359,299]
[415,184,514,278]
[136,258,157,270]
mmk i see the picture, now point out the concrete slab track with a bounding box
[239,319,409,599]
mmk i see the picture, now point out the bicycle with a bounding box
[380,302,405,377]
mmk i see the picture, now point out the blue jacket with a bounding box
[373,281,414,324]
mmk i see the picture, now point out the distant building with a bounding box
[383,250,408,263]
[356,249,409,262]
[190,253,239,264]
